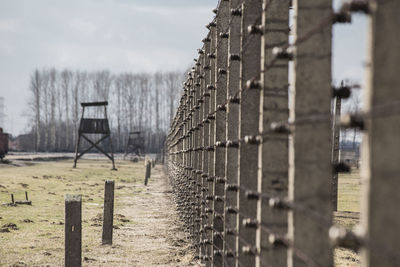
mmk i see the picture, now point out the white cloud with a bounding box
[68,18,97,36]
[0,0,217,134]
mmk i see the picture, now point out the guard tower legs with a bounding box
[108,133,117,170]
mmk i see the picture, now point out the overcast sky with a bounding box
[0,0,367,135]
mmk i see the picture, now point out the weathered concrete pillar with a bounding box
[207,18,217,266]
[65,194,82,267]
[187,69,195,240]
[223,1,243,266]
[237,0,262,265]
[193,56,203,256]
[361,1,400,266]
[257,0,290,266]
[102,180,114,245]
[332,94,342,212]
[198,49,206,260]
[213,1,229,266]
[289,0,333,266]
[202,31,212,265]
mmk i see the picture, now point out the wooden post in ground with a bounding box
[223,1,242,265]
[257,0,290,266]
[289,0,333,266]
[237,0,262,265]
[361,1,400,266]
[65,194,82,267]
[102,180,114,245]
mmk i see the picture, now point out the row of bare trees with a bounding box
[26,68,183,153]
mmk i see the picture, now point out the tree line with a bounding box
[25,68,183,153]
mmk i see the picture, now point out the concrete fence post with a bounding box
[65,194,82,267]
[206,16,218,266]
[102,180,114,245]
[213,1,229,266]
[361,1,400,266]
[237,0,262,265]
[197,49,206,260]
[193,57,202,256]
[332,94,342,212]
[288,0,333,266]
[187,69,195,239]
[181,77,188,234]
[202,31,212,265]
[223,1,243,266]
[257,0,290,266]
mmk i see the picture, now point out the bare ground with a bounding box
[82,166,196,266]
[97,165,199,266]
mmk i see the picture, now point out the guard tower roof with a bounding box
[81,101,108,107]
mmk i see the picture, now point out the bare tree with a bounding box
[60,70,73,150]
[29,70,42,152]
[40,70,50,151]
[93,70,112,101]
[114,74,124,150]
[71,71,83,149]
[154,72,163,148]
[24,68,183,153]
[164,71,183,124]
[49,68,57,151]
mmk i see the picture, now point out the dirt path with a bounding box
[84,165,200,266]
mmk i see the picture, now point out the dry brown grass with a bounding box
[0,159,197,266]
[0,157,362,266]
[334,170,361,267]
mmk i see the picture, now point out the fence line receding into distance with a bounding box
[166,0,400,266]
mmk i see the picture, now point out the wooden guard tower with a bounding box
[73,101,116,170]
[124,131,145,159]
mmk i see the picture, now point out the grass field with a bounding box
[0,158,362,266]
[0,159,145,266]
[334,170,361,266]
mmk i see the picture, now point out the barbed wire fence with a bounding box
[166,0,400,266]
